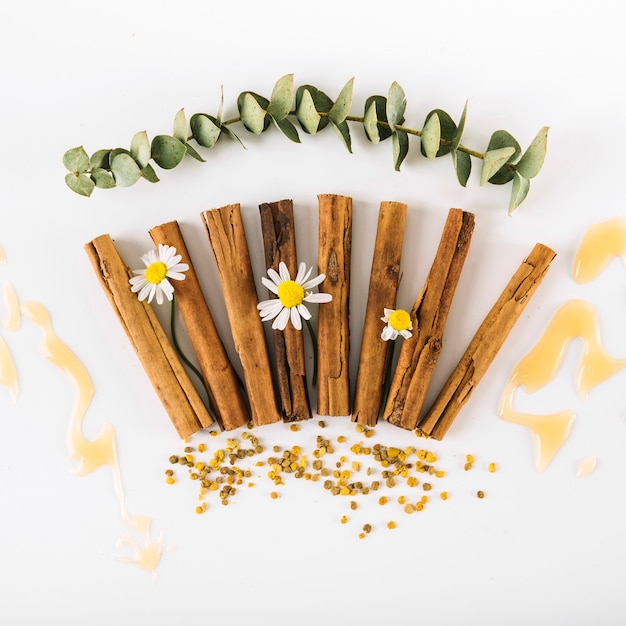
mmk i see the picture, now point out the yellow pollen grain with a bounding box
[488,462,497,473]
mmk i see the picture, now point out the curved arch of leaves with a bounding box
[63,74,548,214]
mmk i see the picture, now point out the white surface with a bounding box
[2,1,626,624]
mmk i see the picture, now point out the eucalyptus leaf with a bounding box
[190,113,221,148]
[141,164,160,183]
[130,131,151,168]
[484,130,521,184]
[151,135,186,169]
[295,85,333,132]
[516,126,549,179]
[363,100,380,144]
[296,88,322,134]
[184,142,206,162]
[238,92,268,134]
[508,172,531,214]
[267,73,294,121]
[90,149,111,170]
[109,148,132,162]
[65,171,94,196]
[111,152,142,187]
[173,108,188,143]
[421,112,441,160]
[328,78,354,125]
[363,95,392,142]
[221,125,246,148]
[480,146,516,186]
[452,149,472,187]
[451,100,468,152]
[386,82,406,132]
[392,130,409,171]
[331,119,352,152]
[421,109,457,158]
[272,117,300,143]
[91,167,116,189]
[63,146,89,173]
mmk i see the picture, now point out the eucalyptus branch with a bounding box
[63,74,548,214]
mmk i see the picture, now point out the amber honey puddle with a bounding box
[500,217,626,471]
[1,253,165,577]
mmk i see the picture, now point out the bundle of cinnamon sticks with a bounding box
[85,194,555,441]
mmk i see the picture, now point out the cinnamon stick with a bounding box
[317,194,352,416]
[84,234,212,439]
[259,200,312,422]
[352,201,407,427]
[383,208,475,430]
[418,242,557,440]
[149,220,250,431]
[201,204,281,427]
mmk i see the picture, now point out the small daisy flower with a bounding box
[381,308,413,341]
[258,261,332,331]
[129,244,189,305]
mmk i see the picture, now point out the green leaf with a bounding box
[328,78,354,125]
[421,112,441,160]
[173,108,188,143]
[295,85,333,132]
[130,131,151,168]
[190,113,221,148]
[90,149,111,170]
[386,82,406,132]
[363,100,380,144]
[451,100,468,152]
[452,149,471,187]
[296,88,322,134]
[238,92,268,134]
[508,172,531,214]
[331,119,352,152]
[221,125,246,148]
[421,109,457,158]
[392,130,409,171]
[111,152,142,187]
[484,130,521,184]
[63,146,89,173]
[184,142,205,162]
[65,171,94,196]
[141,163,160,183]
[480,146,516,186]
[363,95,392,142]
[272,117,300,143]
[267,73,294,121]
[90,167,116,189]
[516,126,549,179]
[151,135,186,169]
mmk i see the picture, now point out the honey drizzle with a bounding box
[0,280,19,401]
[576,455,597,478]
[20,299,165,577]
[3,282,21,331]
[499,299,626,472]
[573,216,626,284]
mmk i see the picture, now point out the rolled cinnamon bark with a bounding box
[201,204,281,427]
[149,220,250,431]
[352,201,407,427]
[316,194,352,416]
[85,234,212,439]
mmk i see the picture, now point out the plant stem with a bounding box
[304,318,318,387]
[380,339,397,414]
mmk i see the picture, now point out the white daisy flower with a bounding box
[129,244,189,305]
[257,261,332,331]
[381,307,413,341]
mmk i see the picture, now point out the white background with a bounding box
[2,1,626,624]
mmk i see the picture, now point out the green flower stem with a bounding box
[380,339,397,414]
[304,318,318,387]
[170,298,213,413]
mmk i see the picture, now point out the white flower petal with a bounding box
[267,268,282,286]
[278,261,291,282]
[400,329,413,339]
[272,306,290,330]
[145,283,157,303]
[262,276,280,295]
[295,262,309,285]
[302,272,326,290]
[297,303,312,320]
[304,292,333,304]
[160,279,174,300]
[136,282,152,301]
[166,270,187,281]
[381,325,396,341]
[290,306,302,330]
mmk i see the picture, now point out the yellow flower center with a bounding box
[145,261,168,285]
[277,280,305,308]
[389,309,411,331]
